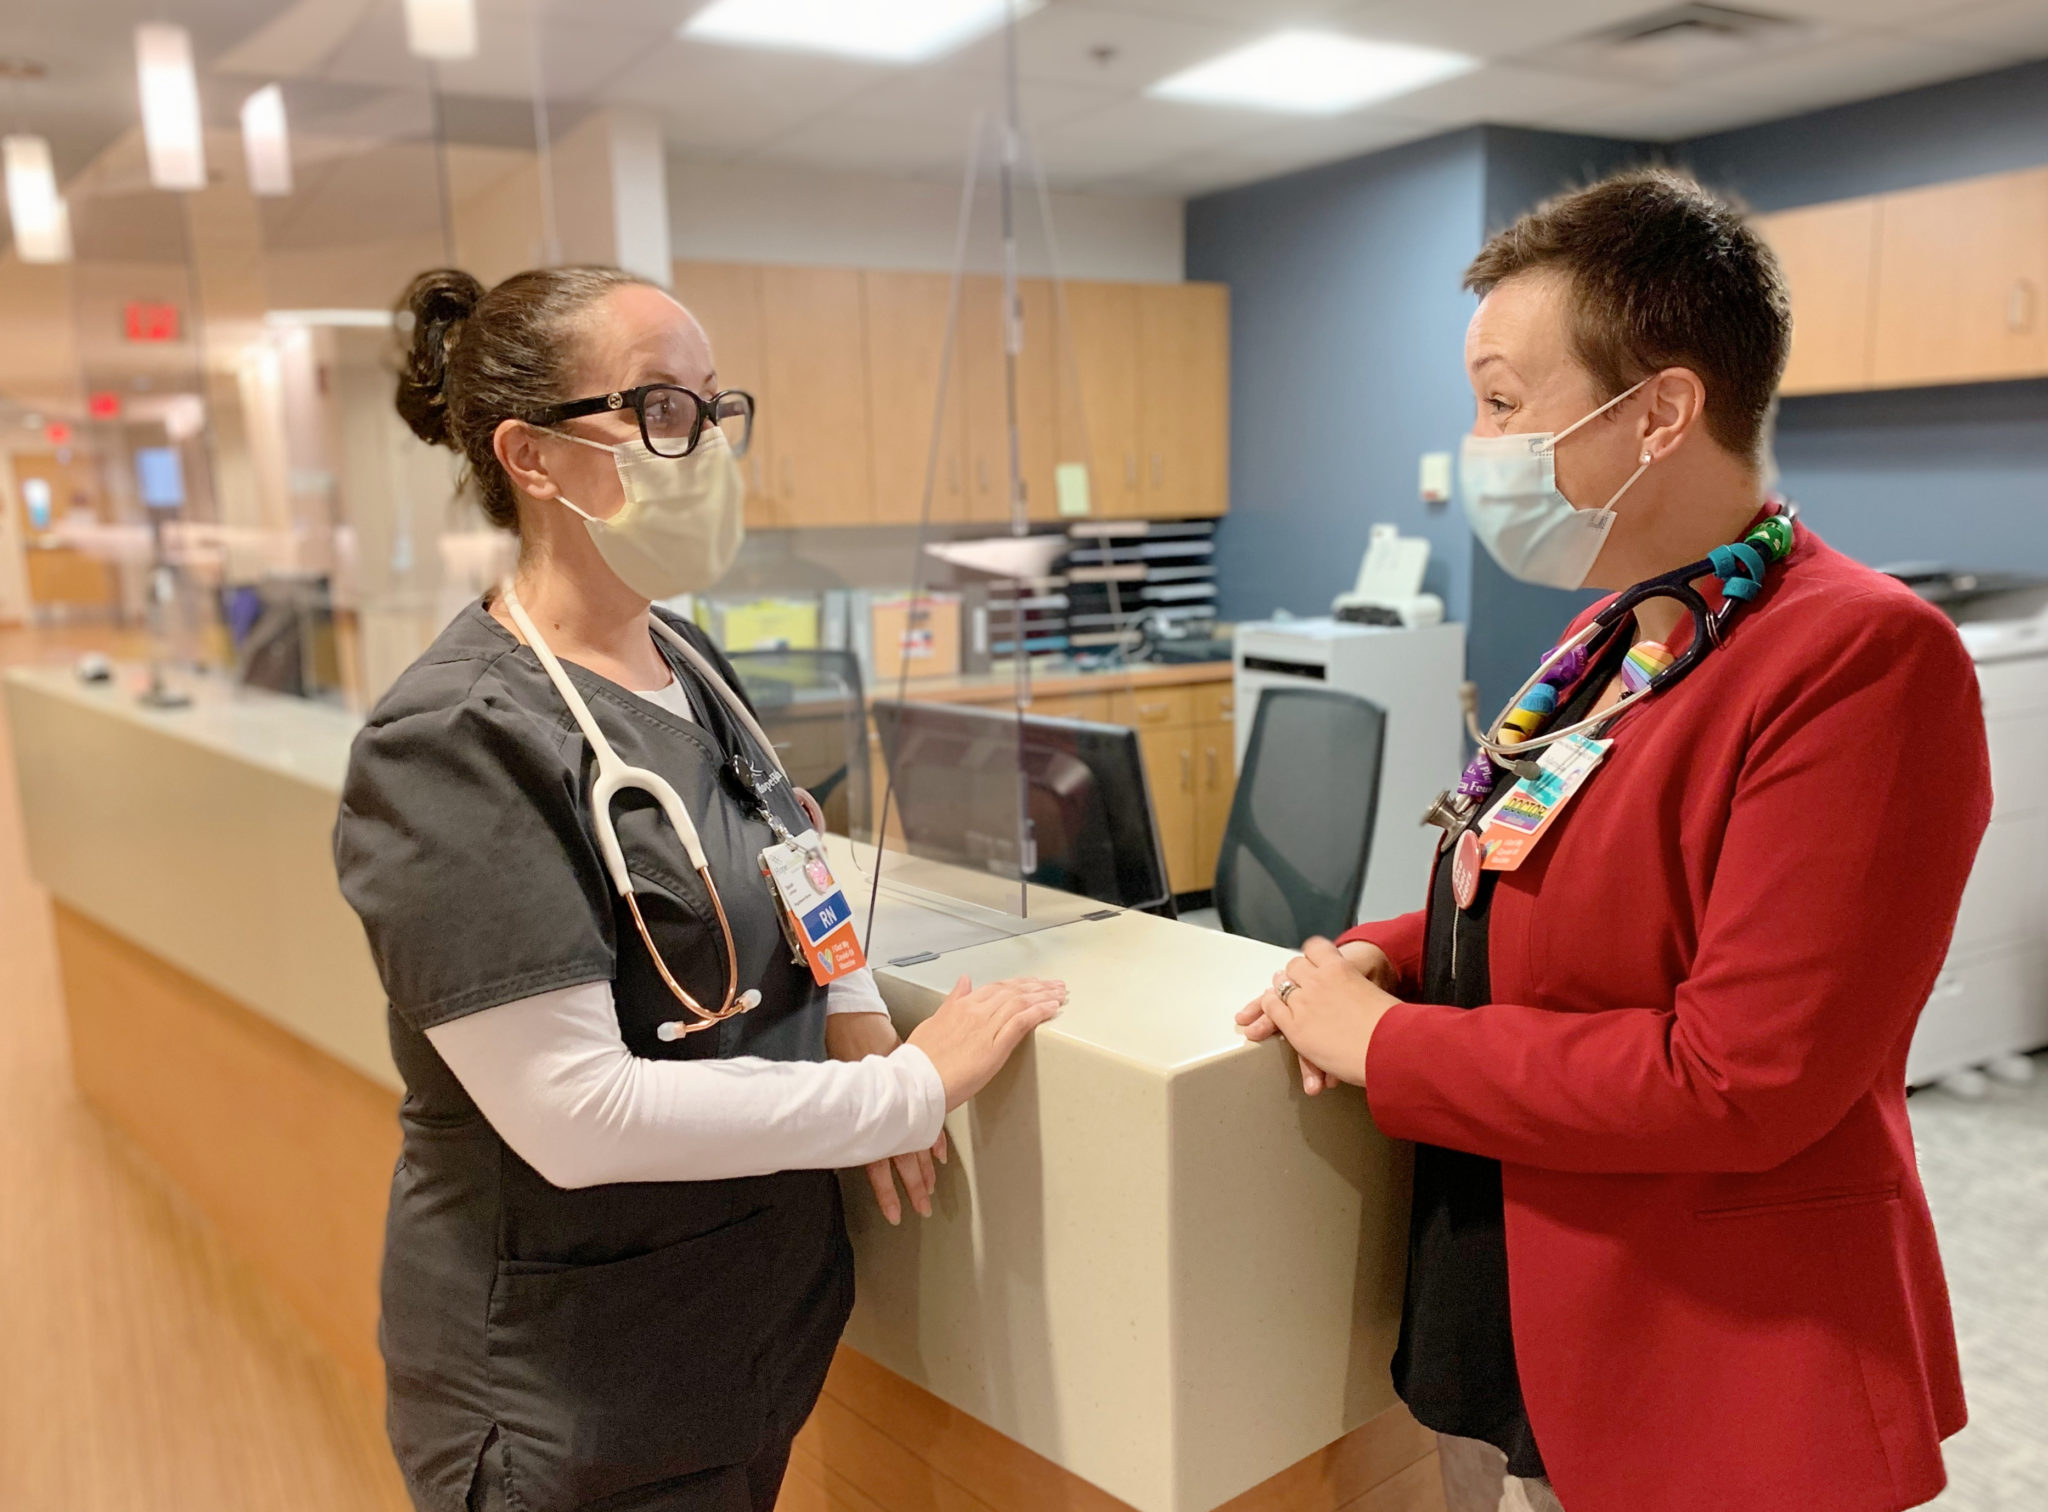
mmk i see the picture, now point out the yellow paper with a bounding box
[720,598,820,652]
[1055,462,1092,518]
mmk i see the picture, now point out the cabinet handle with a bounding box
[1179,749,1192,791]
[780,457,793,496]
[2010,279,2038,335]
[1205,747,1218,788]
[1150,453,1163,488]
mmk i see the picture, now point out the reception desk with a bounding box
[3,665,1433,1512]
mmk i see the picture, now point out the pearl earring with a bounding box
[1640,450,1652,463]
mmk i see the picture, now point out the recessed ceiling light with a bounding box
[1149,30,1478,116]
[136,24,207,190]
[681,0,1040,64]
[3,135,71,263]
[404,0,478,61]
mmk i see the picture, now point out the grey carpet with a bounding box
[1912,1051,2048,1510]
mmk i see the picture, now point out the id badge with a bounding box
[1477,732,1611,872]
[759,829,868,984]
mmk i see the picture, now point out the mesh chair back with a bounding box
[724,649,871,839]
[1214,687,1386,948]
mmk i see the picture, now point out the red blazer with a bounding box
[1342,530,1990,1512]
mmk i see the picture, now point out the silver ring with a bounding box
[1276,979,1298,1004]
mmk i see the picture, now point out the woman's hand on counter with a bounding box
[907,975,1067,1112]
[826,1009,945,1225]
[1236,937,1400,1094]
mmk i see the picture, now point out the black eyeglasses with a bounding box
[521,384,755,459]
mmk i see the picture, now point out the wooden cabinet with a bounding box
[1057,280,1143,518]
[1752,166,2048,396]
[962,276,1063,526]
[1871,167,2048,388]
[1114,677,1238,895]
[1755,199,1880,395]
[759,266,874,526]
[671,261,782,528]
[1136,283,1230,518]
[687,260,1231,526]
[863,270,968,525]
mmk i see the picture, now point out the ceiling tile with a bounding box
[1092,0,1358,26]
[1367,62,1644,127]
[1908,0,2048,57]
[1330,0,1684,62]
[1754,0,1986,25]
[983,3,1255,90]
[745,112,985,180]
[1025,95,1257,188]
[825,63,1124,136]
[604,40,893,152]
[316,1,669,100]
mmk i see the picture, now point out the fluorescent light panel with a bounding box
[682,0,1034,64]
[3,135,71,264]
[1150,30,1478,115]
[241,86,292,196]
[136,23,207,190]
[405,0,478,61]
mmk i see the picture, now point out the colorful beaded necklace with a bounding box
[1448,507,1798,810]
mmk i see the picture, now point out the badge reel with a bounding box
[727,755,868,986]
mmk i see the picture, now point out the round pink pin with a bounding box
[1452,828,1483,910]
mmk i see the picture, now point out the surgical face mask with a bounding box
[548,426,745,600]
[1459,377,1652,590]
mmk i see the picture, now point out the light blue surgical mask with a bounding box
[1459,378,1651,590]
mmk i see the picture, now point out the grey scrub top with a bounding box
[334,600,850,1512]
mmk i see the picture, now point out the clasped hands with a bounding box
[1236,937,1403,1095]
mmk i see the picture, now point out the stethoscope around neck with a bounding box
[501,584,787,1041]
[1463,516,1790,773]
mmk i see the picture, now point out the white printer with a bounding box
[1234,529,1465,927]
[1895,570,2048,1092]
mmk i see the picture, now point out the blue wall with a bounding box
[1186,129,1485,627]
[1190,61,2048,716]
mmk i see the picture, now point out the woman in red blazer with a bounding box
[1242,170,1991,1512]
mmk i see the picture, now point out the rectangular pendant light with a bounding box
[682,0,1036,64]
[3,135,71,264]
[1150,30,1478,115]
[405,0,479,61]
[137,23,207,190]
[240,85,292,196]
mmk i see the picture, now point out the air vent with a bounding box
[1528,4,1815,82]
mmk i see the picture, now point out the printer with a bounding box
[1887,567,2048,1092]
[1331,524,1447,628]
[1234,525,1464,925]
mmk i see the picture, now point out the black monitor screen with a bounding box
[871,700,1171,914]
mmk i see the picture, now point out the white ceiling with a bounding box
[2,0,2045,200]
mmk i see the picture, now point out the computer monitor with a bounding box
[871,699,1173,916]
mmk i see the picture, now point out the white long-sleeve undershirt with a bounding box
[426,980,946,1188]
[419,668,944,1190]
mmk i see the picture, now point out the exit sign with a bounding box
[124,301,180,343]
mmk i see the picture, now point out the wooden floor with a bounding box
[0,624,411,1511]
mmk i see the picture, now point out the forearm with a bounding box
[427,981,946,1188]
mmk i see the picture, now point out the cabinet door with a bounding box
[760,266,875,526]
[1755,200,1879,395]
[864,270,968,525]
[672,261,781,528]
[1138,723,1197,894]
[1193,717,1237,893]
[1056,280,1141,518]
[1872,167,2048,387]
[1138,282,1230,518]
[963,276,1062,525]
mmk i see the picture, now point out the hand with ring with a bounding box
[1235,937,1402,1095]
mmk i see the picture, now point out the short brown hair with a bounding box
[393,264,649,532]
[1464,167,1789,461]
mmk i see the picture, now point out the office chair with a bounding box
[1213,686,1386,949]
[724,649,871,840]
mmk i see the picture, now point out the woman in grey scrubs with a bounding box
[335,264,1064,1512]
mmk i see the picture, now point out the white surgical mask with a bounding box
[1459,377,1652,590]
[549,426,745,600]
